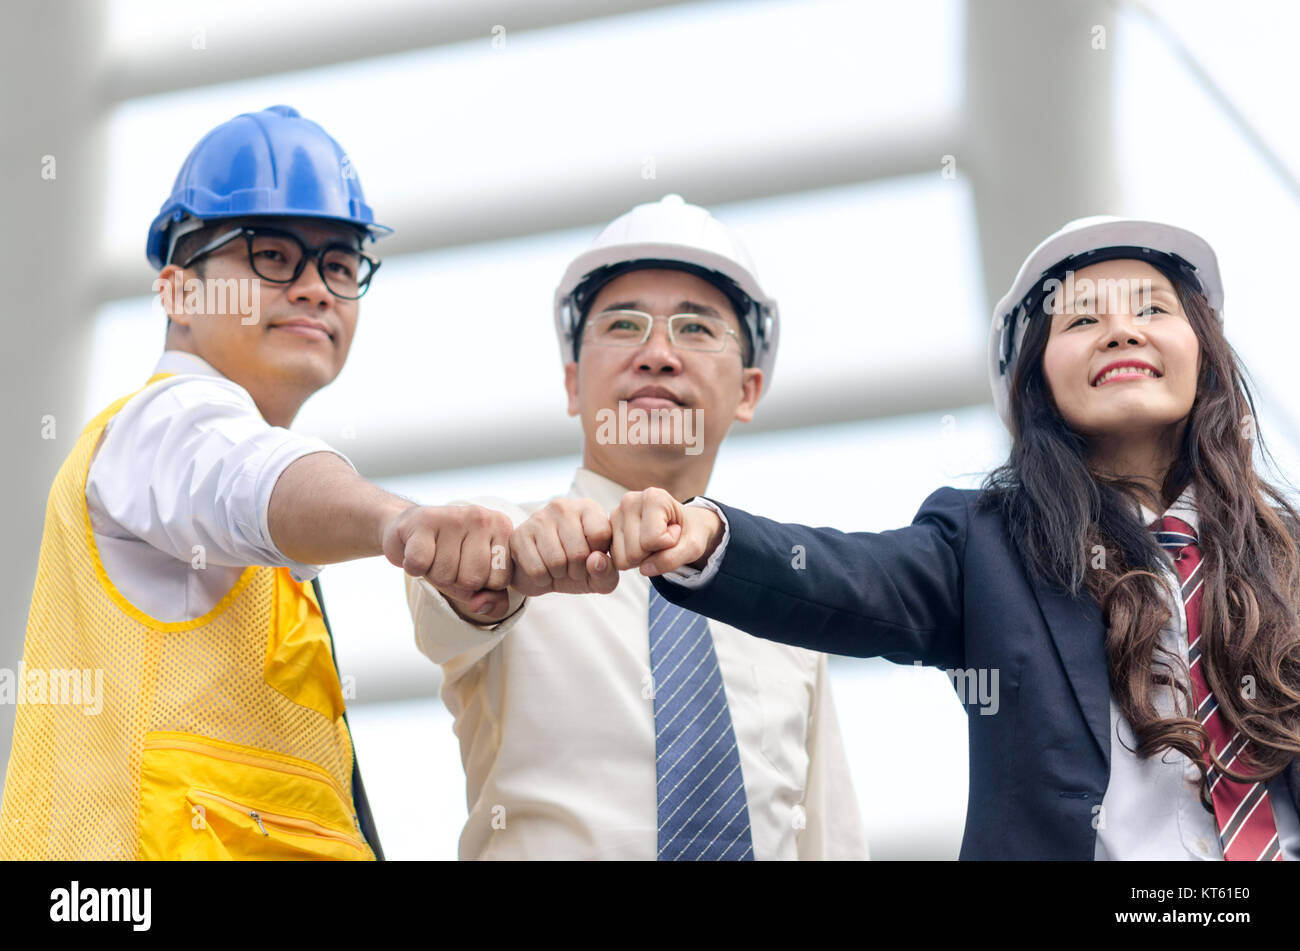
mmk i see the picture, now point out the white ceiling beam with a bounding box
[962,0,1118,315]
[98,0,701,105]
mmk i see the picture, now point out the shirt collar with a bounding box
[571,467,634,512]
[1138,482,1198,535]
[155,350,226,379]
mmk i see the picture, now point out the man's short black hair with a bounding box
[168,224,214,276]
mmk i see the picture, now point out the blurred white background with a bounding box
[3,0,1300,859]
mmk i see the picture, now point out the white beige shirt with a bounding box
[404,467,869,860]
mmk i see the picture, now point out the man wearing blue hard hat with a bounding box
[0,106,515,860]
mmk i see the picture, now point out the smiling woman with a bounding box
[641,214,1300,861]
[978,219,1300,857]
[1040,257,1201,491]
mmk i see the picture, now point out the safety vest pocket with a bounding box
[138,731,371,861]
[265,568,348,721]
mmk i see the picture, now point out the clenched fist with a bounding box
[382,504,515,621]
[610,487,724,576]
[509,498,620,596]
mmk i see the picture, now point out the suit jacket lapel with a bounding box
[1284,758,1300,812]
[1029,576,1112,769]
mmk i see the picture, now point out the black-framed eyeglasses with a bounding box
[178,225,380,300]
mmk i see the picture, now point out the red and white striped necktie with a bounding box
[1152,514,1284,860]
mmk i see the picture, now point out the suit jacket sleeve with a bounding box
[651,486,969,669]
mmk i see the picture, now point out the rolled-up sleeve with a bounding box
[86,375,354,582]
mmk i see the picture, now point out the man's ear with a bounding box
[564,360,580,417]
[734,367,763,423]
[154,264,193,329]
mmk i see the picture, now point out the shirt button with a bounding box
[1195,837,1210,854]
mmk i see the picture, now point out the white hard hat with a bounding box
[988,215,1224,433]
[554,194,780,394]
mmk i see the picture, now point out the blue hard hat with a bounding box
[146,105,391,269]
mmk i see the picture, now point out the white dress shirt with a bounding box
[404,467,869,860]
[86,350,352,622]
[670,488,1300,860]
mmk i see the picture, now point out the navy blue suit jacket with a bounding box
[651,486,1300,860]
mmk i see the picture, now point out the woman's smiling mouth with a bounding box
[1091,362,1162,387]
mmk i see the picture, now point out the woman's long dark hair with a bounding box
[980,264,1300,799]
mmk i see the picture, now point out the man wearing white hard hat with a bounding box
[611,215,1300,860]
[404,194,867,860]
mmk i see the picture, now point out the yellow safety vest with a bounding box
[0,373,375,860]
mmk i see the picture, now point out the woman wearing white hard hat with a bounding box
[613,216,1300,860]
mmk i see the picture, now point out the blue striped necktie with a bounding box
[648,584,754,860]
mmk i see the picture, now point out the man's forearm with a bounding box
[267,451,412,565]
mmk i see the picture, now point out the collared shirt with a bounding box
[404,467,869,860]
[86,350,352,622]
[1095,483,1300,860]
